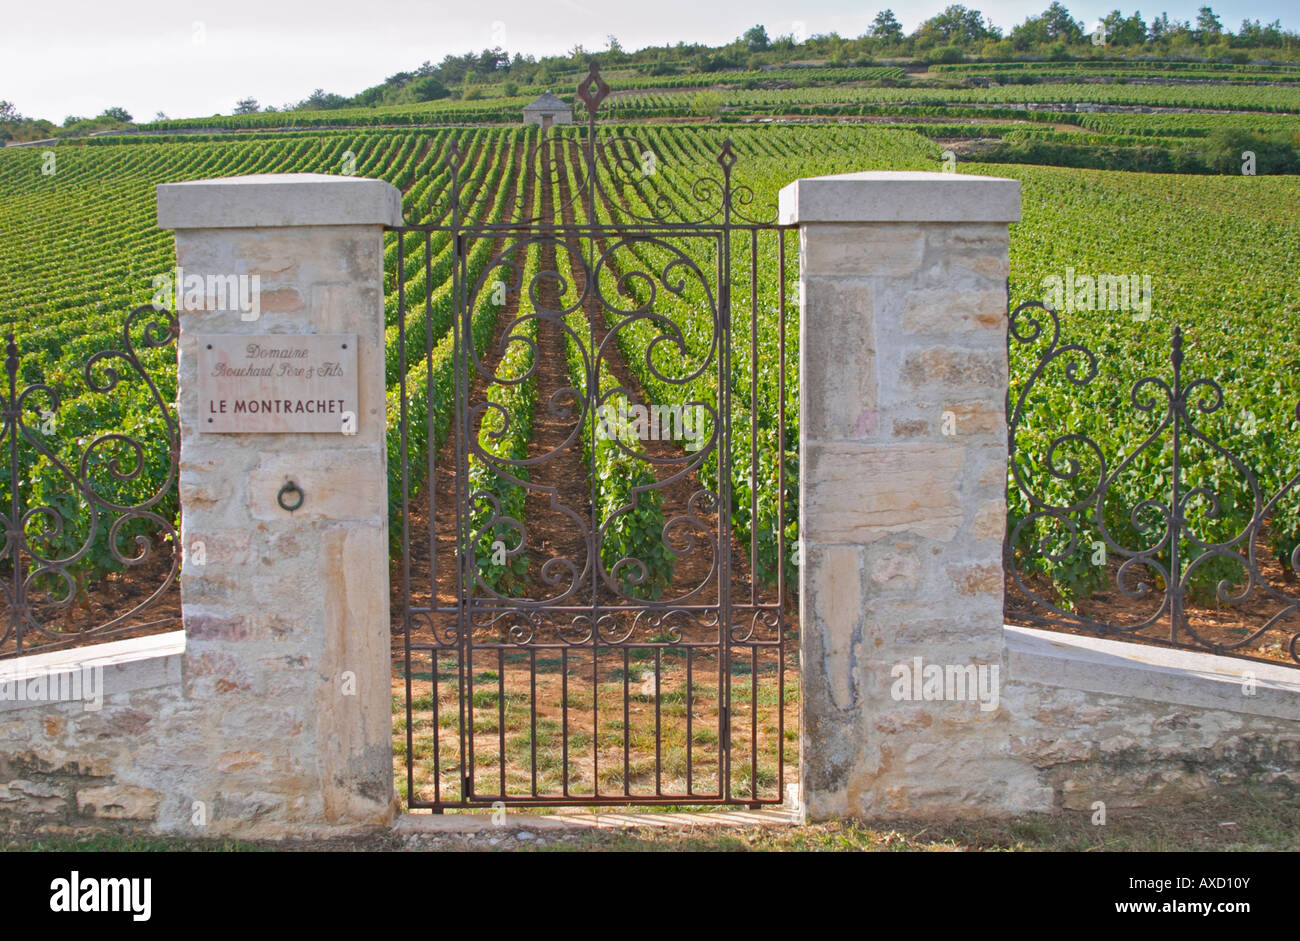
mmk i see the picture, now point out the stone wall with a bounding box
[0,634,187,833]
[784,171,1300,820]
[2,174,403,839]
[1003,626,1300,813]
[1,169,1296,838]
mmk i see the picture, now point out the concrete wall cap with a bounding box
[157,173,403,230]
[779,171,1021,225]
[1005,624,1300,721]
[0,630,185,677]
[0,631,185,712]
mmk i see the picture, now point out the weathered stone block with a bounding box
[899,347,1005,391]
[947,562,1003,596]
[972,499,1006,541]
[800,225,925,277]
[900,288,1007,334]
[867,550,921,592]
[248,449,386,523]
[803,442,966,543]
[77,784,162,820]
[800,277,877,441]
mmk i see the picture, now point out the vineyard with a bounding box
[930,59,1300,82]
[126,79,1300,132]
[0,54,1298,811]
[611,82,1300,114]
[83,57,1297,139]
[386,121,944,804]
[0,58,1294,670]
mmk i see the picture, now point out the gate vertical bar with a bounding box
[427,227,447,809]
[450,140,472,803]
[718,142,734,801]
[397,230,415,807]
[5,338,22,656]
[1170,326,1183,646]
[776,228,788,808]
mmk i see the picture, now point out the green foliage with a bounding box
[1202,127,1300,173]
[743,25,770,51]
[550,224,674,600]
[993,162,1300,605]
[690,91,723,119]
[466,250,538,595]
[590,395,676,599]
[381,130,530,555]
[410,77,449,102]
[929,45,967,65]
[968,139,1213,173]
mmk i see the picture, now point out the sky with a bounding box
[2,0,1295,123]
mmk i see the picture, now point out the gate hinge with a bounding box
[720,705,730,750]
[463,774,472,799]
[455,233,465,256]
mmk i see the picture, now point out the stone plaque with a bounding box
[198,334,358,433]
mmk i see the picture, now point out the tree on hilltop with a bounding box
[917,5,998,46]
[1011,3,1085,50]
[870,10,905,44]
[1196,5,1223,38]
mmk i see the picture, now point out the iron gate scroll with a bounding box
[391,65,795,809]
[0,307,180,659]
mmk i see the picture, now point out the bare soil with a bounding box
[389,135,797,807]
[0,546,180,659]
[1005,524,1300,665]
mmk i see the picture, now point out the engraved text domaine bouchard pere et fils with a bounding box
[198,333,358,433]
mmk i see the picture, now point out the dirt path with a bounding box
[392,130,789,634]
[555,141,756,613]
[393,133,529,646]
[517,136,597,608]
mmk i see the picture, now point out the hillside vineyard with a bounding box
[0,121,1297,610]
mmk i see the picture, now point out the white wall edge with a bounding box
[157,173,404,230]
[0,630,185,713]
[778,171,1022,225]
[1004,624,1300,722]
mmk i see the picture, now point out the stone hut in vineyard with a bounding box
[522,92,573,129]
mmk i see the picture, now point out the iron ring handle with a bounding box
[277,480,304,513]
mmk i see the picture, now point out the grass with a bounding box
[3,833,266,852]
[395,646,793,805]
[7,789,1297,852]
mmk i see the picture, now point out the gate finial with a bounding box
[576,61,609,116]
[717,139,737,172]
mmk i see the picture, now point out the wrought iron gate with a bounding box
[390,65,796,810]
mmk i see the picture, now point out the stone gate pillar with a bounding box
[780,171,1026,819]
[157,174,402,834]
